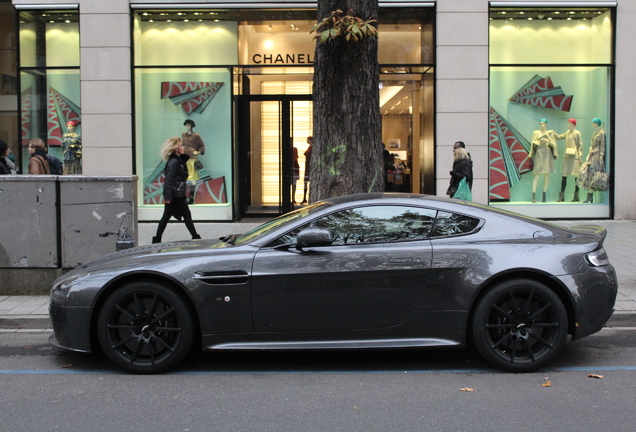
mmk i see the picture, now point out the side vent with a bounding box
[193,271,249,285]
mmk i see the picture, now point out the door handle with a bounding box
[388,257,413,263]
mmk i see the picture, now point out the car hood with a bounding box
[69,239,242,274]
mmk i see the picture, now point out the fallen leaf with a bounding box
[61,364,74,368]
[588,374,604,379]
[460,388,474,392]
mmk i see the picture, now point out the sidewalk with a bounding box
[1,219,635,325]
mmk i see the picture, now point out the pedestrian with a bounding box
[453,141,471,158]
[27,138,50,174]
[152,136,202,244]
[447,147,473,197]
[0,140,16,175]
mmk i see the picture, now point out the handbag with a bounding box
[565,147,577,156]
[589,171,609,191]
[452,177,472,201]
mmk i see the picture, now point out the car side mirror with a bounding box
[296,227,333,249]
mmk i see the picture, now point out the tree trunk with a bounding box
[310,0,383,202]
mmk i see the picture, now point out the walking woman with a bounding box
[0,140,15,175]
[446,147,473,197]
[152,137,201,243]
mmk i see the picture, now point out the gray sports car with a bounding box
[49,193,617,373]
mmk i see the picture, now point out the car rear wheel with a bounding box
[97,282,194,374]
[471,279,568,372]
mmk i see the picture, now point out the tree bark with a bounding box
[310,0,383,202]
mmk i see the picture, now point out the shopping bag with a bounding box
[452,177,472,201]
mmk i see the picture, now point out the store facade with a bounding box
[4,0,635,221]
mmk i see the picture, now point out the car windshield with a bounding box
[234,202,329,245]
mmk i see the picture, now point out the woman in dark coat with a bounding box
[152,136,201,244]
[446,147,473,197]
[0,140,13,175]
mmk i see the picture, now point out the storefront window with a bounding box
[0,1,18,170]
[489,7,613,219]
[134,11,237,221]
[134,6,434,220]
[19,10,80,173]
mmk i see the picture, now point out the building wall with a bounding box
[10,0,635,219]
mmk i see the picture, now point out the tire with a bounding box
[97,281,195,374]
[471,279,568,372]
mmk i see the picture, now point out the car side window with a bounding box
[316,205,437,245]
[430,211,480,237]
[267,205,437,247]
[268,222,312,247]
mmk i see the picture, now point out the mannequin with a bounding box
[529,119,558,203]
[577,118,607,203]
[301,136,313,204]
[62,120,82,174]
[181,119,205,187]
[554,118,583,202]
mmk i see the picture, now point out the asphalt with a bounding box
[1,219,635,330]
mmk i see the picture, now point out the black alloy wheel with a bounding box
[472,279,568,372]
[97,282,195,373]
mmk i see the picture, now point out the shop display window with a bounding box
[489,7,613,219]
[134,11,238,221]
[0,2,19,169]
[133,7,434,220]
[19,10,81,174]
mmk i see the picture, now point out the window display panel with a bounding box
[19,11,80,68]
[135,68,233,221]
[489,66,611,218]
[489,8,613,65]
[134,11,238,66]
[20,69,81,174]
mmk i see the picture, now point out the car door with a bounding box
[251,205,436,333]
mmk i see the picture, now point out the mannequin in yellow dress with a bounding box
[181,119,205,186]
[554,118,583,202]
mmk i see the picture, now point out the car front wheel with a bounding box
[98,282,195,373]
[472,279,568,372]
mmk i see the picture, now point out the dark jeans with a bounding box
[155,197,198,239]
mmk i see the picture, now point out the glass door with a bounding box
[241,95,312,216]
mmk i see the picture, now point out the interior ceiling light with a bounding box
[379,86,403,109]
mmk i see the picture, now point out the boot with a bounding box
[571,190,579,202]
[542,192,547,203]
[583,192,593,203]
[192,234,202,240]
[557,192,564,202]
[152,236,161,244]
[532,192,536,203]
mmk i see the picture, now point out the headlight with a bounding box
[584,248,609,267]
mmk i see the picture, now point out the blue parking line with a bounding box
[1,366,636,375]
